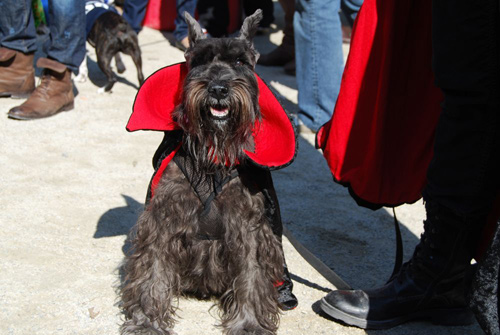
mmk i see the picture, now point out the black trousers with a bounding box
[423,0,500,216]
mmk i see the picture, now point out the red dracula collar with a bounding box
[126,62,296,170]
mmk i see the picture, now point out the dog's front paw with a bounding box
[121,320,176,335]
[226,326,274,335]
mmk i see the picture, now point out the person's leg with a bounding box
[0,0,36,98]
[174,0,198,49]
[258,0,295,68]
[424,0,500,215]
[44,0,86,73]
[340,0,363,43]
[0,0,37,53]
[122,0,149,34]
[340,0,362,26]
[7,0,86,120]
[319,0,499,329]
[279,0,295,49]
[197,0,229,38]
[243,0,274,29]
[294,0,343,132]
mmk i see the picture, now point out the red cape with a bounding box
[127,62,297,197]
[316,0,442,209]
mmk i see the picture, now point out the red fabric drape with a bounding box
[316,0,443,209]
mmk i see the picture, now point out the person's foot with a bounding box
[8,58,74,120]
[319,201,484,329]
[256,23,272,35]
[175,36,190,52]
[0,47,35,99]
[342,25,352,44]
[320,265,475,329]
[295,117,316,134]
[258,44,294,67]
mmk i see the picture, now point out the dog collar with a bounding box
[127,62,297,170]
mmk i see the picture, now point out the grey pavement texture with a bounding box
[0,3,483,335]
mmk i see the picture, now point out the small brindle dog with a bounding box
[121,10,288,335]
[84,3,144,93]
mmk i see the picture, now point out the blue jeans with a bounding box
[0,0,85,73]
[122,0,149,34]
[294,0,362,131]
[174,0,198,41]
[341,0,362,26]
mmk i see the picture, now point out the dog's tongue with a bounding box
[210,107,229,117]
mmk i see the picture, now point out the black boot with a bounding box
[320,201,485,329]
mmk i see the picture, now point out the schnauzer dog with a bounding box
[120,10,296,335]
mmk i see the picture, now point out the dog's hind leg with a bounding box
[115,52,126,74]
[96,44,117,93]
[132,50,145,86]
[124,43,145,86]
[219,222,284,335]
[120,209,179,335]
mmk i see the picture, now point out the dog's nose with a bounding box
[208,84,229,99]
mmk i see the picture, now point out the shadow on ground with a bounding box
[272,136,421,291]
[86,57,140,91]
[94,194,141,256]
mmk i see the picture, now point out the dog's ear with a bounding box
[185,11,206,47]
[239,9,263,42]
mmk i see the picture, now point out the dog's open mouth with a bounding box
[209,106,230,120]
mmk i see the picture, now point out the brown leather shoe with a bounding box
[8,58,74,120]
[0,47,35,99]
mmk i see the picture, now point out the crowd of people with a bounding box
[0,0,359,125]
[1,0,498,334]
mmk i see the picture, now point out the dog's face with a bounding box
[174,10,263,170]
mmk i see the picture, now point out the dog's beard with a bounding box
[174,78,260,174]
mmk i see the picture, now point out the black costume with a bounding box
[316,0,499,332]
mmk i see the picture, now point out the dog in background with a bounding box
[121,9,291,335]
[77,1,144,93]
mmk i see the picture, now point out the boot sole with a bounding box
[0,91,33,99]
[7,101,74,121]
[320,297,476,330]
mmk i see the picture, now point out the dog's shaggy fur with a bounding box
[121,10,286,335]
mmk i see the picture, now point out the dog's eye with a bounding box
[235,59,244,66]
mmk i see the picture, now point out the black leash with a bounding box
[388,208,404,282]
[283,226,352,290]
[284,208,404,290]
